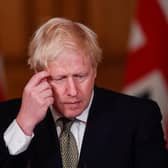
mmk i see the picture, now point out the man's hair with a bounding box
[28,17,102,71]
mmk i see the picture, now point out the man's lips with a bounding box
[64,101,81,104]
[63,101,82,110]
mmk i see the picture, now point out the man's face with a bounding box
[47,48,96,118]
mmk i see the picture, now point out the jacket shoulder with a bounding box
[94,87,161,118]
[95,87,158,106]
[0,98,21,108]
[0,98,22,119]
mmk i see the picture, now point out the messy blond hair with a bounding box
[28,17,102,71]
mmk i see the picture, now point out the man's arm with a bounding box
[0,71,54,166]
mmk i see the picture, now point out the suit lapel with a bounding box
[78,88,104,167]
[78,107,97,167]
[78,87,118,167]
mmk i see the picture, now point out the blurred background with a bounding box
[0,0,135,99]
[0,0,168,146]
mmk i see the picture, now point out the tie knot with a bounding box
[60,117,74,132]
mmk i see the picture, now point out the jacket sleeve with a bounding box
[0,99,30,167]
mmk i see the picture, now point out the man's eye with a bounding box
[75,75,83,78]
[75,74,87,80]
[77,75,84,78]
[53,76,66,82]
[55,77,63,81]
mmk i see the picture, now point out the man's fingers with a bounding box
[35,81,52,93]
[40,89,53,99]
[27,71,50,88]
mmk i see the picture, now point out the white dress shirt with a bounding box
[3,92,94,155]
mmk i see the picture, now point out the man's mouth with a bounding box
[64,101,81,105]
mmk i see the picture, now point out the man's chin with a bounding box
[63,109,82,119]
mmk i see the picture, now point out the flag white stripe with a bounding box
[128,21,146,51]
[159,0,168,21]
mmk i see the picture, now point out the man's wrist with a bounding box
[3,119,34,155]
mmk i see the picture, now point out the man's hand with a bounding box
[16,71,54,136]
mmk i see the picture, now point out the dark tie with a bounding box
[59,118,79,168]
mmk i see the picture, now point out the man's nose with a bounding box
[67,78,78,96]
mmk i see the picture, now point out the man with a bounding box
[0,17,167,168]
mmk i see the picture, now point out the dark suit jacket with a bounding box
[0,87,167,168]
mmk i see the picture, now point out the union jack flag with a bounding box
[123,0,168,146]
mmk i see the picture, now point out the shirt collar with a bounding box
[50,90,94,123]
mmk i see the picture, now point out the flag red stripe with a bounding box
[125,0,168,86]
